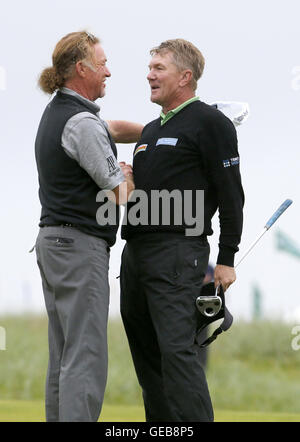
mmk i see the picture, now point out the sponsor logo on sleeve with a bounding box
[223,157,240,168]
[107,155,121,177]
[230,157,240,166]
[107,155,117,172]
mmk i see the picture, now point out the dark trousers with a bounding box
[120,233,214,422]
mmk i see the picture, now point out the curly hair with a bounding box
[38,31,100,94]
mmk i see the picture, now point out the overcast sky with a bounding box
[0,0,299,320]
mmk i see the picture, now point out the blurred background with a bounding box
[1,0,299,321]
[0,0,300,420]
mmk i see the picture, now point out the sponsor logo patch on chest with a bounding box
[134,144,148,156]
[156,137,178,147]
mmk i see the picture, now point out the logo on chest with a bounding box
[156,137,178,147]
[134,144,148,157]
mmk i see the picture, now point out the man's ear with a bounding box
[75,61,87,78]
[179,69,193,87]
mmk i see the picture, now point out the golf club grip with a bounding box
[264,199,293,230]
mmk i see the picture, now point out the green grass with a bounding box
[1,314,300,419]
[0,401,145,422]
[0,401,299,422]
[207,320,300,413]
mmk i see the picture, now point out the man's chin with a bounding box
[150,94,162,105]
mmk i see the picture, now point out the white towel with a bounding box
[210,101,250,127]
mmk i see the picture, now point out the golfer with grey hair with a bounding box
[120,39,244,422]
[34,30,142,422]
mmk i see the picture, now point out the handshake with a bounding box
[103,162,135,206]
[119,161,133,178]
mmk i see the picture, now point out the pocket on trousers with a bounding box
[175,240,208,285]
[44,236,74,247]
[173,242,183,280]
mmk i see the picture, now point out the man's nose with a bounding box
[147,69,155,81]
[105,67,111,77]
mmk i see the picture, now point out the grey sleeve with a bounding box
[61,112,124,190]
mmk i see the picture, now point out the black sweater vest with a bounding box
[35,91,119,246]
[121,100,244,266]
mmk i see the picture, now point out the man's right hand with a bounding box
[119,162,133,177]
[214,264,236,292]
[108,162,135,206]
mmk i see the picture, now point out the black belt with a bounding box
[41,223,78,228]
[128,232,207,244]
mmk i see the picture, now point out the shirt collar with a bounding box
[160,96,199,125]
[60,87,100,114]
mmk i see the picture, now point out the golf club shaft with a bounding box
[235,228,267,269]
[234,199,293,269]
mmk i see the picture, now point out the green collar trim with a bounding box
[160,96,199,125]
